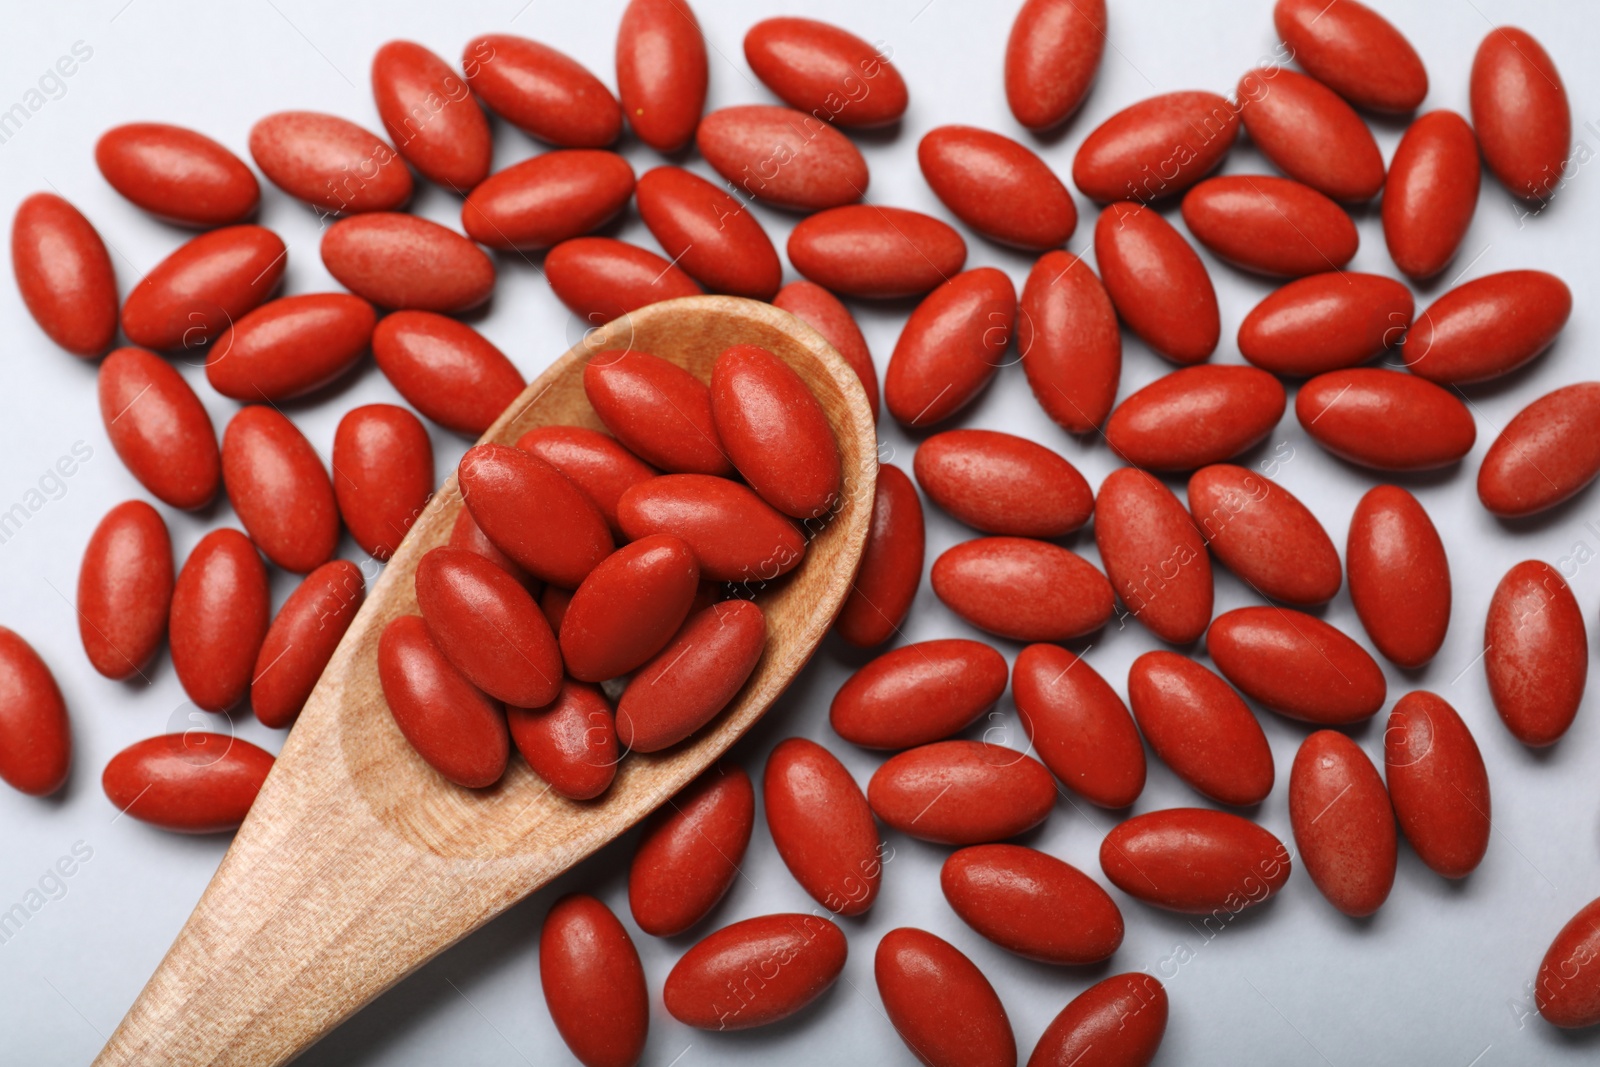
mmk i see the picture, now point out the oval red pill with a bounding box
[617,0,709,153]
[102,734,273,833]
[1018,251,1121,433]
[1013,644,1145,809]
[464,34,620,148]
[1290,729,1396,917]
[207,293,376,402]
[665,913,847,1030]
[507,682,618,802]
[222,406,340,574]
[1188,464,1342,605]
[517,426,656,537]
[372,40,491,189]
[1128,651,1274,806]
[834,462,923,648]
[1471,27,1571,203]
[942,844,1123,965]
[698,105,867,211]
[772,281,877,417]
[765,737,882,916]
[1094,201,1218,364]
[332,404,433,561]
[377,614,508,789]
[1005,0,1106,131]
[1028,973,1168,1067]
[875,927,1016,1067]
[1346,484,1451,669]
[1536,897,1600,1029]
[1479,383,1600,518]
[1237,66,1385,201]
[1384,690,1491,878]
[458,443,614,588]
[248,111,412,215]
[1238,272,1414,376]
[462,150,635,252]
[1207,605,1386,724]
[919,124,1077,249]
[630,763,754,936]
[1099,807,1292,914]
[251,559,365,729]
[868,740,1055,845]
[98,347,220,510]
[0,629,70,797]
[1273,0,1427,112]
[744,17,906,127]
[170,529,270,713]
[12,192,117,357]
[712,343,841,519]
[78,500,172,681]
[636,166,781,300]
[1382,111,1480,280]
[95,122,259,227]
[584,349,731,476]
[1297,368,1476,470]
[617,474,804,585]
[121,225,286,352]
[885,267,1016,427]
[615,600,765,752]
[450,506,530,585]
[559,534,698,682]
[545,237,703,325]
[831,639,1007,750]
[539,894,648,1067]
[1405,270,1572,385]
[932,536,1113,643]
[1073,91,1239,202]
[1181,175,1357,277]
[1106,365,1286,471]
[321,213,494,313]
[914,429,1091,537]
[1093,467,1213,644]
[788,205,967,299]
[1485,560,1586,747]
[371,311,524,437]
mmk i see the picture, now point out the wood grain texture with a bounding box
[93,295,878,1067]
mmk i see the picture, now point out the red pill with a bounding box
[1536,897,1600,1029]
[121,225,286,352]
[1207,606,1386,724]
[332,404,433,561]
[788,205,966,299]
[1273,0,1428,112]
[376,614,508,789]
[1347,485,1451,668]
[321,213,494,313]
[98,347,220,510]
[617,0,708,153]
[95,122,259,227]
[1289,730,1396,917]
[630,764,754,936]
[1094,201,1218,364]
[835,462,923,648]
[517,426,656,536]
[539,895,647,1067]
[560,534,698,682]
[462,150,635,252]
[458,443,613,587]
[919,125,1077,249]
[765,738,882,915]
[868,740,1055,845]
[251,560,365,729]
[1383,111,1480,280]
[1238,272,1414,376]
[207,293,376,401]
[885,267,1016,427]
[222,406,339,574]
[78,501,172,681]
[744,18,906,127]
[1018,251,1120,433]
[248,111,412,215]
[914,429,1091,537]
[545,237,702,325]
[1099,807,1292,914]
[875,927,1015,1067]
[636,166,781,299]
[617,474,804,584]
[1106,365,1286,471]
[1188,464,1342,605]
[711,344,841,519]
[1028,973,1168,1067]
[1405,270,1571,385]
[1238,67,1384,201]
[615,600,765,752]
[450,506,530,585]
[697,106,867,211]
[371,40,491,190]
[12,192,117,357]
[464,34,621,148]
[1128,651,1274,807]
[507,681,618,801]
[1471,27,1571,203]
[1073,91,1239,202]
[584,349,731,475]
[0,629,70,797]
[665,913,847,1029]
[1181,175,1358,277]
[101,734,273,833]
[1298,368,1476,470]
[1479,383,1600,517]
[415,547,562,708]
[772,280,878,419]
[1093,467,1213,645]
[1384,691,1491,878]
[170,529,271,713]
[371,311,524,437]
[932,537,1113,643]
[942,844,1123,965]
[831,639,1007,750]
[1485,561,1586,747]
[1005,0,1106,131]
[1012,644,1145,808]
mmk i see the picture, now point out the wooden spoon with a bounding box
[93,295,878,1067]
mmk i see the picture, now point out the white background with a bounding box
[1,0,1598,1064]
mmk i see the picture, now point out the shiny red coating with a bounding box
[636,166,781,299]
[1072,91,1239,202]
[560,534,698,681]
[584,349,732,476]
[743,17,906,127]
[867,740,1055,845]
[207,293,376,401]
[376,614,508,789]
[1188,464,1342,605]
[120,225,286,352]
[507,681,618,801]
[765,737,882,915]
[169,529,270,713]
[1405,270,1572,385]
[874,927,1016,1067]
[321,213,494,313]
[1479,383,1600,517]
[1485,561,1586,746]
[1094,201,1218,364]
[95,122,258,227]
[697,105,867,211]
[11,192,117,356]
[539,894,648,1067]
[1018,251,1120,433]
[332,404,433,561]
[372,40,491,190]
[932,537,1113,643]
[545,237,703,325]
[1207,605,1386,724]
[101,734,273,833]
[450,506,530,585]
[1289,730,1396,917]
[1012,644,1145,808]
[1028,973,1168,1067]
[1273,0,1428,112]
[1106,365,1286,471]
[787,205,967,299]
[630,764,754,936]
[1237,67,1384,201]
[914,429,1092,537]
[458,443,613,587]
[1005,0,1106,130]
[98,347,220,509]
[1346,485,1451,668]
[248,111,413,214]
[1181,175,1358,276]
[835,463,923,648]
[1536,896,1600,1028]
[615,600,765,752]
[1297,368,1476,469]
[711,343,841,518]
[1238,272,1414,376]
[942,844,1123,965]
[884,267,1016,426]
[1383,111,1480,279]
[1093,467,1213,644]
[1384,690,1491,878]
[251,560,365,729]
[1128,651,1274,806]
[919,125,1077,249]
[516,425,656,536]
[371,311,524,437]
[617,0,709,153]
[221,406,340,573]
[0,629,70,797]
[1471,27,1571,202]
[461,150,635,251]
[665,913,847,1029]
[78,501,172,681]
[464,34,621,148]
[772,280,878,419]
[617,474,804,584]
[831,639,1007,750]
[1099,808,1292,914]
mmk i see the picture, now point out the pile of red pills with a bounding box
[4,0,1598,1061]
